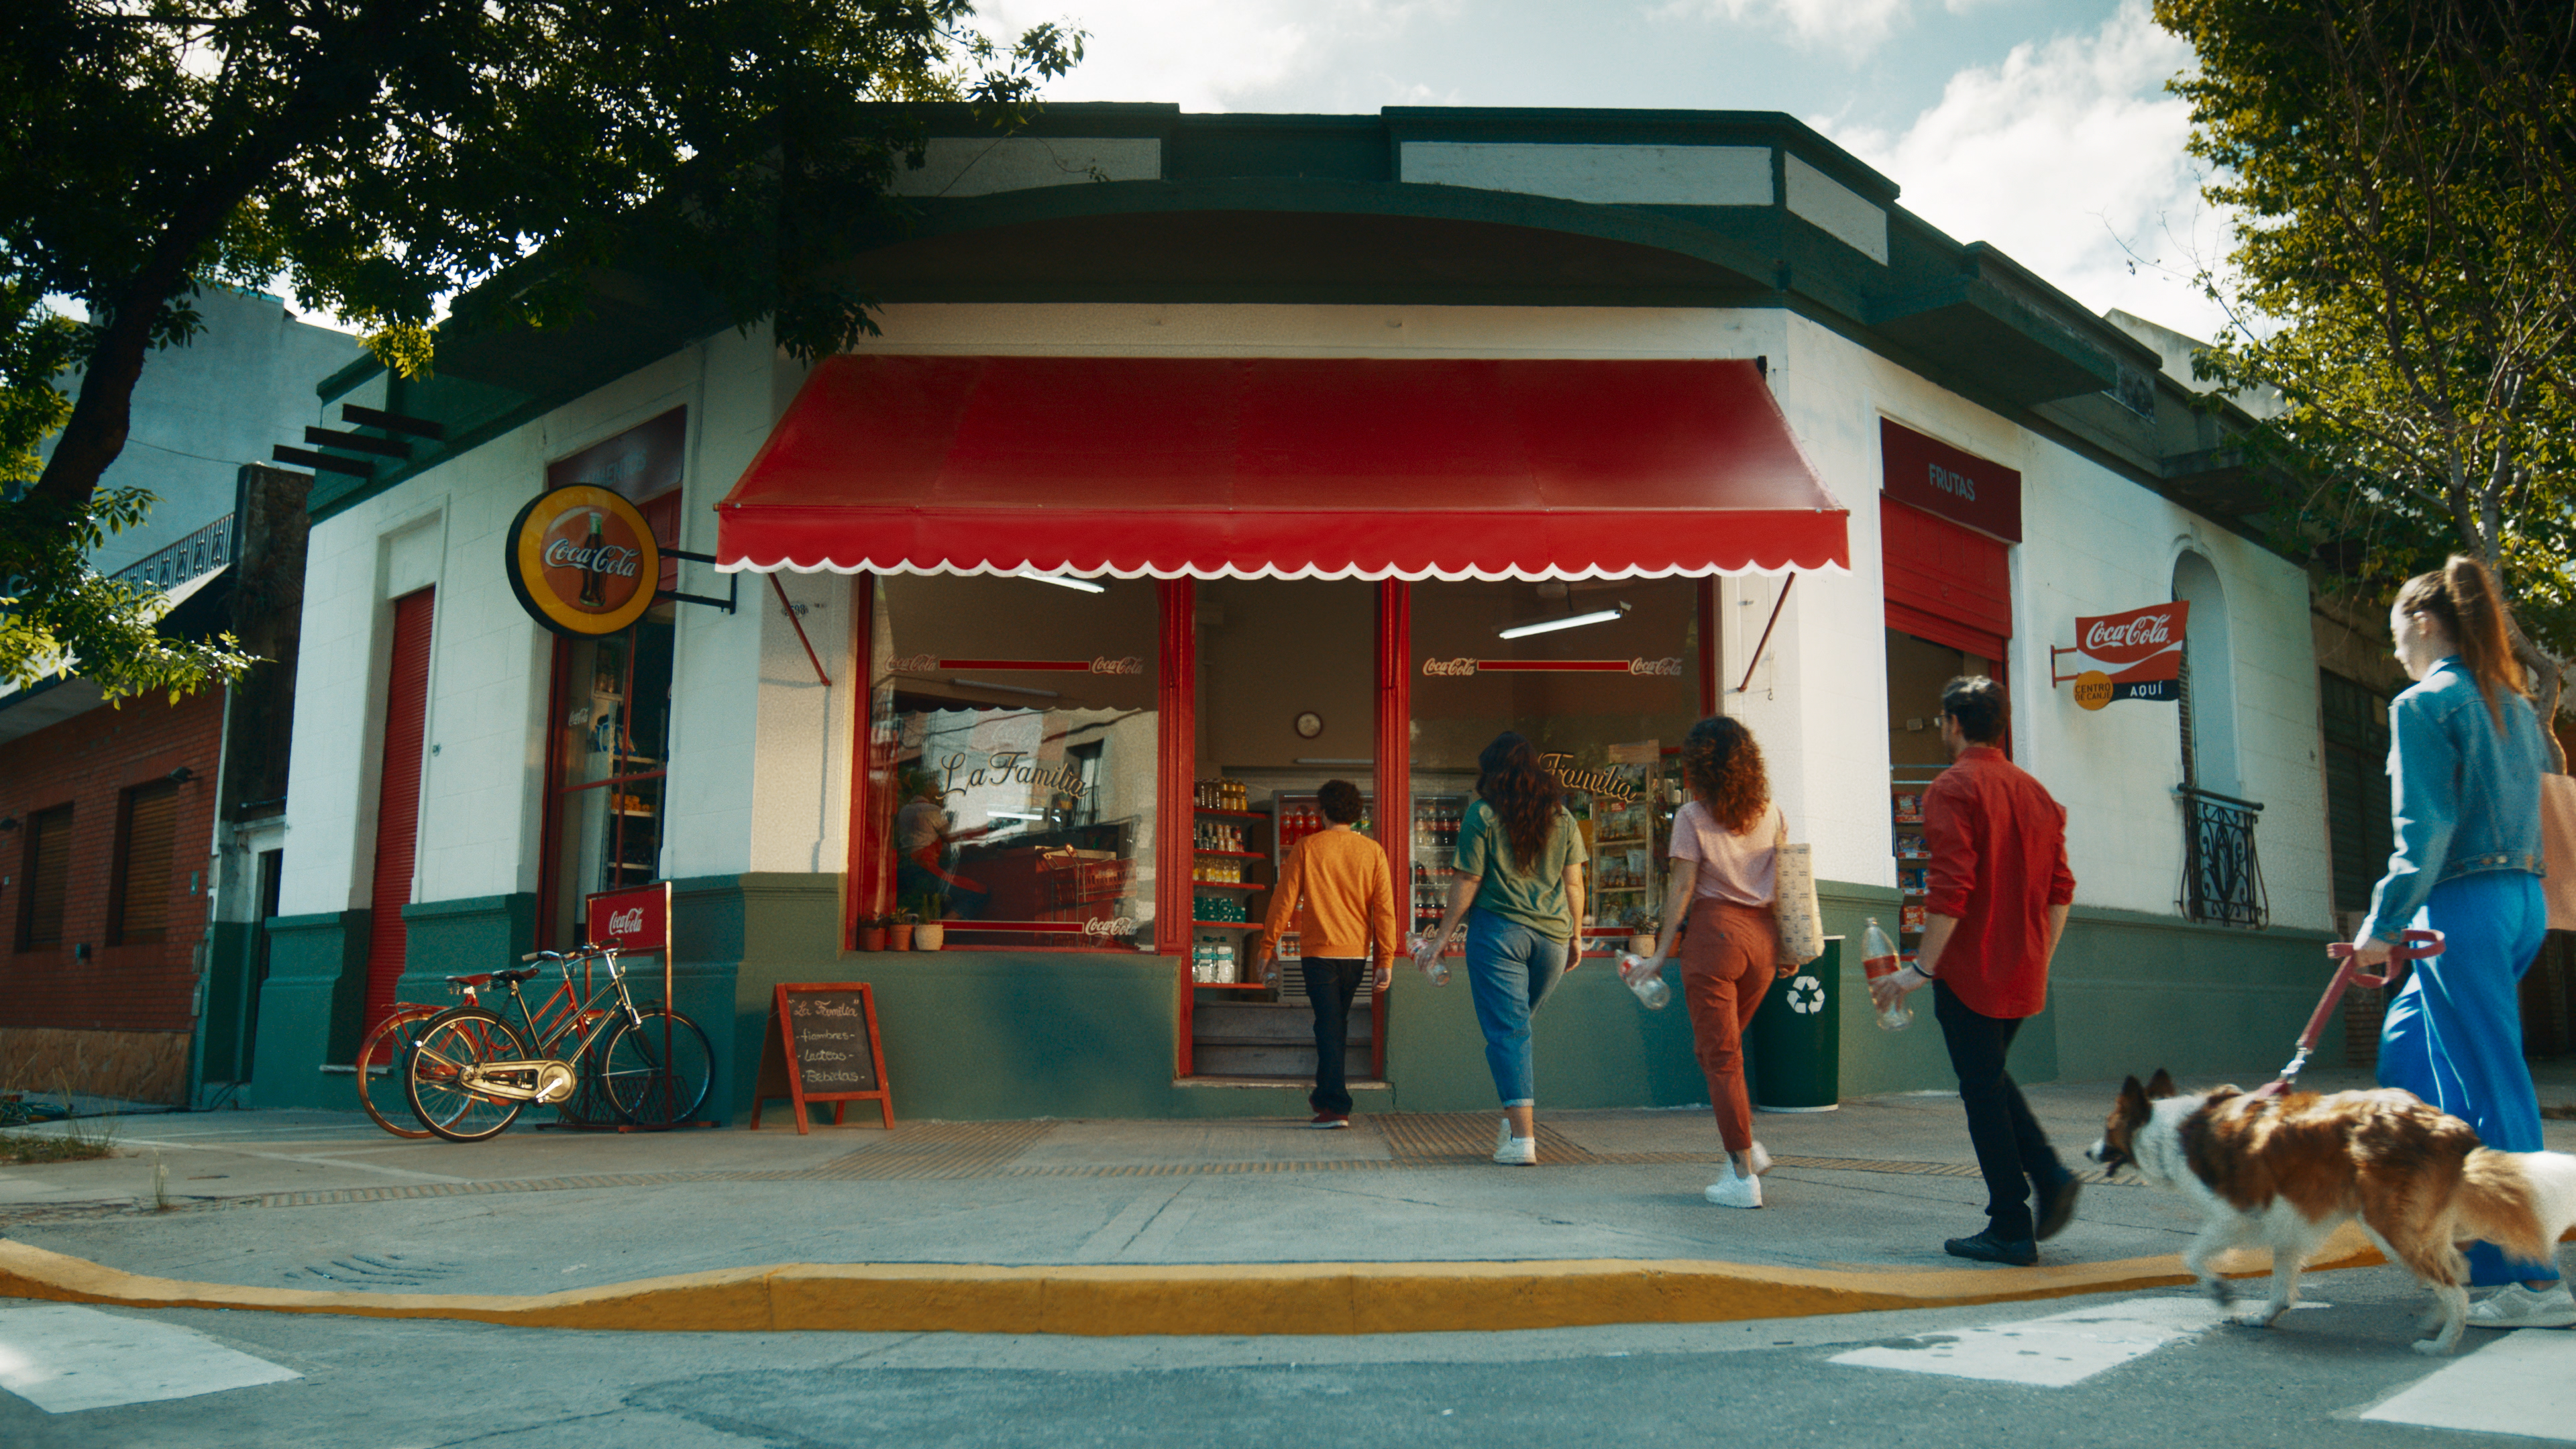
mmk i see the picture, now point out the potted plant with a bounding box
[911,894,946,951]
[888,908,916,953]
[1621,906,1658,958]
[857,912,892,953]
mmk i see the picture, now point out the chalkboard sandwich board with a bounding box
[751,983,893,1132]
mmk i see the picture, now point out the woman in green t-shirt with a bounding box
[1414,732,1589,1165]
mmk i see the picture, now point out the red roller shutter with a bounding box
[362,588,434,1039]
[1882,499,2010,658]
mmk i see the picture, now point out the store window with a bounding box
[865,573,1160,950]
[15,803,71,951]
[1409,579,1701,943]
[111,780,179,946]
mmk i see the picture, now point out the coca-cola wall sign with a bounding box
[2059,600,2189,708]
[1880,419,2021,542]
[506,484,664,637]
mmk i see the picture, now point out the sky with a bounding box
[975,0,2237,341]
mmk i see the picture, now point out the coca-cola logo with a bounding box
[607,907,645,934]
[1081,916,1137,938]
[1421,657,1479,676]
[1627,657,1683,676]
[886,653,938,674]
[1089,656,1143,676]
[542,539,642,579]
[2072,601,2191,666]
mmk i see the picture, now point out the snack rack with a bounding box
[1890,765,1945,971]
[1190,777,1269,988]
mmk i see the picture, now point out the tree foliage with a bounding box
[1,0,1079,698]
[2157,0,2576,699]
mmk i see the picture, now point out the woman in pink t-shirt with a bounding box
[1633,715,1787,1209]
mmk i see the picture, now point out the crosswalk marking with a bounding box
[2363,1330,2576,1440]
[0,1304,300,1413]
[1829,1297,2222,1388]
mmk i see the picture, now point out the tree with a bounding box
[2157,0,2576,729]
[1,0,1079,700]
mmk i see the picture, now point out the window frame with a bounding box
[109,778,180,947]
[15,802,73,952]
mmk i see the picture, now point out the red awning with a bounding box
[715,356,1846,580]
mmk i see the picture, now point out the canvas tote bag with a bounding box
[2541,773,2576,930]
[1771,807,1825,966]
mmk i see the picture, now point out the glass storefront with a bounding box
[866,574,1161,950]
[1409,578,1699,943]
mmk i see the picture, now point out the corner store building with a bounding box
[251,107,2335,1119]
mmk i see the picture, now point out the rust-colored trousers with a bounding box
[1678,898,1778,1153]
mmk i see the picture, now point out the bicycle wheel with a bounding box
[597,1008,714,1128]
[405,1008,529,1142]
[354,1004,443,1139]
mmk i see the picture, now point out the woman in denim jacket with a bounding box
[2349,555,2561,1326]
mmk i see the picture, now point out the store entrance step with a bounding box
[1191,1042,1375,1079]
[1193,1001,1371,1044]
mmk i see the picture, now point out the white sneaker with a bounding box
[1493,1136,1537,1166]
[2468,1282,2576,1329]
[1747,1141,1773,1177]
[1496,1116,1513,1155]
[1705,1165,1762,1208]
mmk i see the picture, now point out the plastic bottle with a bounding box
[1861,916,1909,1032]
[1618,953,1671,1010]
[1411,932,1451,985]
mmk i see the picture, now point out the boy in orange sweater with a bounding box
[1258,780,1401,1128]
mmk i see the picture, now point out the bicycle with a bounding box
[403,942,713,1142]
[354,996,476,1139]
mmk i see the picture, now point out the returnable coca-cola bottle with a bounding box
[577,512,607,606]
[1861,916,1909,1032]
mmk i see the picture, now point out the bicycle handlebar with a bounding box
[517,942,623,965]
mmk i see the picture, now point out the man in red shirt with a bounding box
[1870,676,2080,1266]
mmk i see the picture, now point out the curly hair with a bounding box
[1316,779,1364,824]
[1474,732,1564,873]
[1678,716,1769,834]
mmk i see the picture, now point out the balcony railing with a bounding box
[111,514,234,592]
[2176,785,2267,929]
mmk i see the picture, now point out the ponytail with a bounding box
[2395,555,2527,733]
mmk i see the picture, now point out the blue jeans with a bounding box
[1464,908,1568,1107]
[2378,870,2555,1286]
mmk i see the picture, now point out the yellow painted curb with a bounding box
[0,1232,2395,1338]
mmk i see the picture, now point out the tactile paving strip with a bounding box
[185,1114,2129,1211]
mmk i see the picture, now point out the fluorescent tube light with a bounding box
[951,678,1062,698]
[1019,570,1106,593]
[1293,758,1375,766]
[984,810,1049,820]
[1497,604,1628,640]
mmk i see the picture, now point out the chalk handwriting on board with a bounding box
[754,981,894,1132]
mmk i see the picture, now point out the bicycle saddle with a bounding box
[445,966,541,988]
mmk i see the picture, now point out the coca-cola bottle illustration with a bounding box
[577,512,607,606]
[1861,916,1910,1032]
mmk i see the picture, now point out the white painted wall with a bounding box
[281,300,2329,942]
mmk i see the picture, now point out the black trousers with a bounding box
[1933,981,2064,1240]
[1304,957,1366,1116]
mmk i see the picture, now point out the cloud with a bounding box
[975,0,1461,113]
[1823,0,2235,339]
[1652,0,1917,58]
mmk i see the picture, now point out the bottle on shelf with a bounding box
[1860,916,1909,1032]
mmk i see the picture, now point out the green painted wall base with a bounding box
[249,910,369,1110]
[244,873,2348,1124]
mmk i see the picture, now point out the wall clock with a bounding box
[1293,710,1324,739]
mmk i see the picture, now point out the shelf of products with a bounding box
[1191,777,1271,985]
[1889,767,1944,971]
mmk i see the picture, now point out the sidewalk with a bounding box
[5,1067,2573,1334]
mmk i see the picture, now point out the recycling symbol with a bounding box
[1785,975,1826,1014]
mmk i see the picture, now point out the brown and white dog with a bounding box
[2086,1070,2576,1354]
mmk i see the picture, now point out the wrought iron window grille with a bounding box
[2176,784,2267,929]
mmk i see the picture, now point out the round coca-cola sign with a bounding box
[505,484,663,637]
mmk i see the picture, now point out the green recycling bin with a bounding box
[1750,934,1840,1111]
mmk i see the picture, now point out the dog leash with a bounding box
[2263,927,2445,1094]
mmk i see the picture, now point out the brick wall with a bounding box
[0,688,223,1034]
